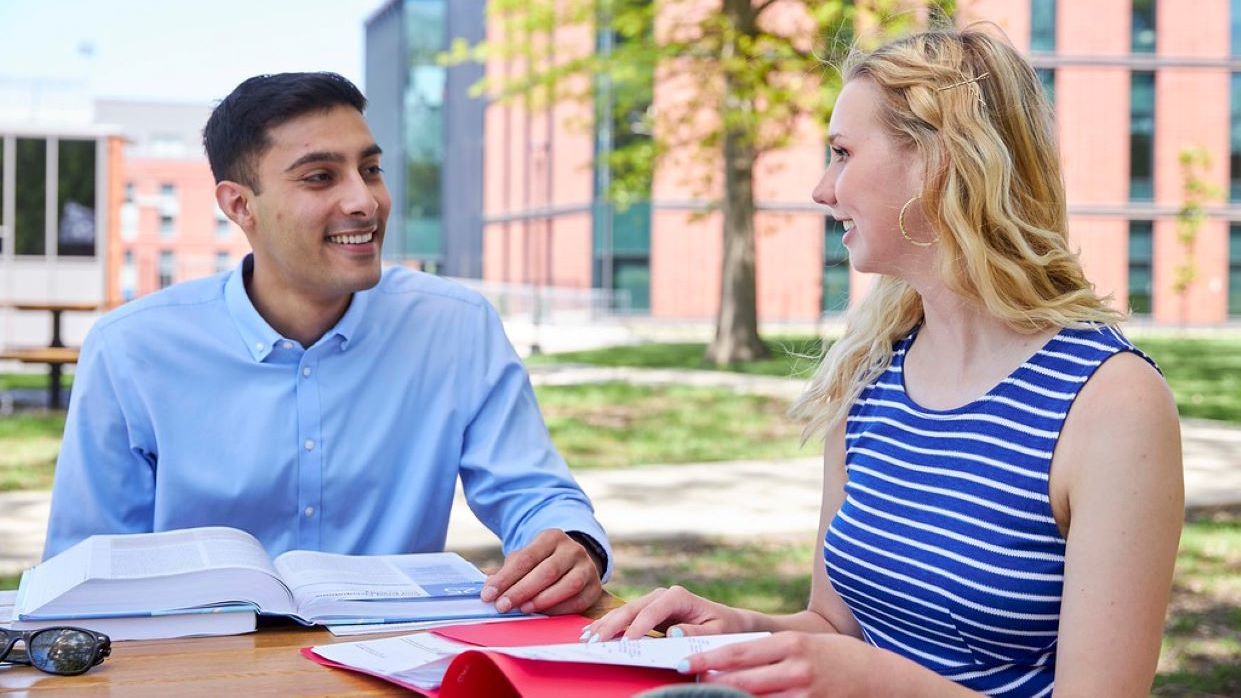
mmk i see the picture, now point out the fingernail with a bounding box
[495,597,511,613]
[676,659,691,674]
[481,586,497,601]
[587,633,601,644]
[667,626,685,638]
[520,603,534,614]
[579,631,592,643]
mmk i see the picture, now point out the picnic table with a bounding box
[0,595,625,694]
[1,301,101,409]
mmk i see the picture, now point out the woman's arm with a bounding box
[1049,351,1184,695]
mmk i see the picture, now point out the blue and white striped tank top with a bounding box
[825,324,1153,697]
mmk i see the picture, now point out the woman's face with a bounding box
[812,78,933,276]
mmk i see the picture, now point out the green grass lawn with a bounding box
[535,382,812,469]
[533,334,1241,424]
[526,336,826,379]
[0,373,67,391]
[0,412,65,491]
[1134,337,1241,424]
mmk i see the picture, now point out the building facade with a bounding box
[964,0,1241,324]
[0,123,120,348]
[95,100,251,306]
[366,0,1241,325]
[365,0,487,278]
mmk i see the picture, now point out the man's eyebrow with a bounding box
[284,151,346,173]
[283,143,384,173]
[827,132,846,144]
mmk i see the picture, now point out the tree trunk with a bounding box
[706,0,769,365]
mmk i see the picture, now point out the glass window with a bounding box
[1030,0,1056,52]
[1232,74,1241,201]
[124,181,134,203]
[0,137,5,255]
[1132,0,1156,54]
[159,214,175,238]
[121,250,136,301]
[57,139,96,257]
[1128,221,1154,315]
[159,183,176,198]
[592,0,655,304]
[15,138,47,256]
[216,216,231,238]
[158,251,175,289]
[613,258,650,313]
[1036,68,1055,106]
[402,0,446,262]
[1130,72,1155,201]
[1234,0,1241,56]
[823,219,850,313]
[215,251,232,274]
[1230,224,1241,316]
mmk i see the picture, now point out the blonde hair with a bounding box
[792,28,1123,441]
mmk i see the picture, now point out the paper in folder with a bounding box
[303,614,770,697]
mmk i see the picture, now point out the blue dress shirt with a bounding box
[44,257,611,579]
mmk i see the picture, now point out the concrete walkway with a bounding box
[4,366,1240,576]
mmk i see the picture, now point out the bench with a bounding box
[0,346,81,410]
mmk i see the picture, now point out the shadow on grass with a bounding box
[1153,505,1241,696]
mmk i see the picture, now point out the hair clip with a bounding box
[936,72,990,107]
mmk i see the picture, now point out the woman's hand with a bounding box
[683,632,874,697]
[684,632,978,698]
[581,585,750,642]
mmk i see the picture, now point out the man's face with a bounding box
[245,104,391,305]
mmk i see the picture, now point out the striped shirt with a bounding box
[825,324,1153,697]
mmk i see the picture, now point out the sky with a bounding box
[0,0,386,105]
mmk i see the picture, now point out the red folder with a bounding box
[302,615,691,697]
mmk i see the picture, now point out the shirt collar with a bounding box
[224,254,372,362]
[330,278,370,352]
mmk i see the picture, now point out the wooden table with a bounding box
[2,301,99,410]
[8,302,100,349]
[0,596,624,695]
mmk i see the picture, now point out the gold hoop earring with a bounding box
[899,195,936,247]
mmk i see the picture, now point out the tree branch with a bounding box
[753,0,781,18]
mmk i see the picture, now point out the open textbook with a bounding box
[306,615,770,696]
[14,527,517,627]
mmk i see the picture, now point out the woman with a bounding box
[584,28,1183,697]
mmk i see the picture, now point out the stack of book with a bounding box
[8,526,520,641]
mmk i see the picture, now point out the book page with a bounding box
[276,551,427,606]
[276,551,486,609]
[491,632,771,670]
[310,632,472,689]
[17,527,284,619]
[98,527,276,579]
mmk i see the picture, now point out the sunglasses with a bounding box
[0,627,111,676]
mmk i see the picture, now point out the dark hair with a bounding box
[203,72,367,191]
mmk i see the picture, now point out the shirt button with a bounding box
[304,506,315,518]
[282,341,293,350]
[255,342,264,351]
[304,439,315,451]
[302,367,312,378]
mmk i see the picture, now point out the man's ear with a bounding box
[215,181,256,235]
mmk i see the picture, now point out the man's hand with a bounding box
[479,529,604,615]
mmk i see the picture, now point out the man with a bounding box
[44,72,609,616]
